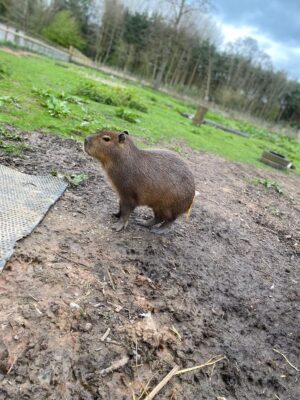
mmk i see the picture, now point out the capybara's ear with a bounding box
[123,130,129,135]
[119,132,126,143]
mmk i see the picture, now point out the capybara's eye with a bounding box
[103,136,111,142]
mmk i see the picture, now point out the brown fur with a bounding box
[84,130,195,231]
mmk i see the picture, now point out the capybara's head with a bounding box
[84,130,130,164]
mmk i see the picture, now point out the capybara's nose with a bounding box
[84,136,91,146]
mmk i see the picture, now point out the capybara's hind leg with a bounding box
[151,220,174,234]
[136,215,163,227]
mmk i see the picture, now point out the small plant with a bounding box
[58,92,85,105]
[128,99,148,112]
[254,178,284,194]
[32,87,85,111]
[44,97,70,118]
[0,64,9,79]
[64,173,88,187]
[115,108,139,123]
[0,95,18,107]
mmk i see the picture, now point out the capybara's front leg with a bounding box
[113,200,135,232]
[112,201,121,219]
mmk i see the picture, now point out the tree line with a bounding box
[0,0,299,126]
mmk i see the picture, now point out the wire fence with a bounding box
[0,22,94,67]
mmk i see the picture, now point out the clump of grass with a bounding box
[115,108,139,123]
[128,99,147,112]
[76,81,117,105]
[0,63,9,79]
[58,92,84,105]
[253,178,284,194]
[0,95,18,107]
[76,81,148,112]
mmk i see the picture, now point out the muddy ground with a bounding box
[0,128,299,400]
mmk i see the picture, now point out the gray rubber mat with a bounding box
[0,164,67,272]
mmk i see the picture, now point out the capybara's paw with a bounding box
[113,221,126,232]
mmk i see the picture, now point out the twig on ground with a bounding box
[145,365,180,400]
[100,356,129,376]
[135,336,138,369]
[209,362,216,381]
[175,355,225,376]
[105,338,124,347]
[106,268,116,290]
[169,325,182,341]
[7,355,18,375]
[101,327,111,342]
[27,295,38,302]
[142,355,225,399]
[55,253,90,269]
[137,374,158,400]
[273,348,299,372]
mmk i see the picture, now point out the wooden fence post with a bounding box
[193,105,208,125]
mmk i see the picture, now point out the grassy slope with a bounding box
[0,49,300,174]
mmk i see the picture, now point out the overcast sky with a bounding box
[213,0,300,80]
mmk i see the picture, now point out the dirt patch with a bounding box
[0,127,299,400]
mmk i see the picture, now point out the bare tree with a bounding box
[163,0,211,28]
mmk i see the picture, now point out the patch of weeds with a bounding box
[171,144,183,154]
[115,108,139,123]
[76,82,116,105]
[254,178,284,194]
[32,87,84,116]
[58,92,85,105]
[0,140,29,156]
[268,206,284,217]
[32,87,50,98]
[100,124,123,132]
[64,173,88,187]
[76,81,148,112]
[128,99,148,112]
[0,128,22,141]
[0,95,18,107]
[0,127,29,156]
[43,97,70,118]
[0,64,9,79]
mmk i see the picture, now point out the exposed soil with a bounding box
[0,128,299,400]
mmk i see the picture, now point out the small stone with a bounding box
[82,322,92,332]
[70,302,80,310]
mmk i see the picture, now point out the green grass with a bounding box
[0,49,300,174]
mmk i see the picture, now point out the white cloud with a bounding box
[216,20,300,80]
